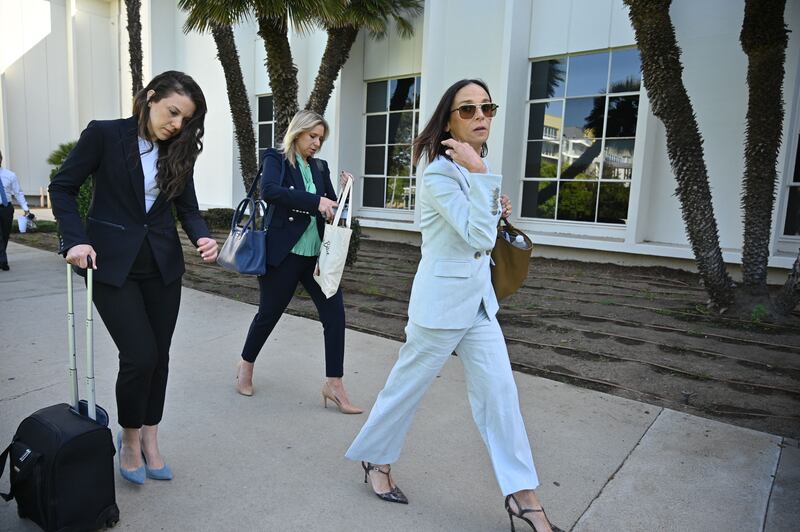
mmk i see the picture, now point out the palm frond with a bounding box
[178,0,252,33]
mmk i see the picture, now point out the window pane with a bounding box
[415,76,421,108]
[366,81,387,113]
[525,141,559,177]
[561,138,601,179]
[610,48,641,92]
[385,177,413,209]
[567,52,610,97]
[563,97,605,139]
[414,111,420,138]
[365,146,385,175]
[258,124,272,149]
[258,148,268,162]
[528,101,563,140]
[363,177,385,208]
[388,112,414,144]
[783,187,800,235]
[521,180,557,219]
[557,181,598,221]
[389,78,415,111]
[603,139,635,179]
[597,182,631,224]
[530,58,567,100]
[366,115,387,145]
[606,96,639,137]
[388,145,411,176]
[258,96,273,121]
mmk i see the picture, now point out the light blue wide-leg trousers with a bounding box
[345,306,539,495]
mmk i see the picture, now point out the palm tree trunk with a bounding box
[257,15,299,144]
[739,0,789,290]
[124,0,143,96]
[624,0,734,308]
[305,26,360,116]
[210,23,258,189]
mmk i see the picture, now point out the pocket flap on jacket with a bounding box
[433,259,472,278]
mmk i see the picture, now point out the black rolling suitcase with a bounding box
[1,259,120,531]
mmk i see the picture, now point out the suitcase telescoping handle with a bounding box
[66,256,97,421]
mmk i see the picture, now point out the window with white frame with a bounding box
[363,76,421,210]
[522,48,641,224]
[782,133,800,236]
[257,95,275,160]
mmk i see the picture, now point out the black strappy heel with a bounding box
[505,493,563,532]
[361,462,409,504]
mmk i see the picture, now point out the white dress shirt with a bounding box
[0,167,29,211]
[138,137,160,212]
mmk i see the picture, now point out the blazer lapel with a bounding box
[120,117,146,213]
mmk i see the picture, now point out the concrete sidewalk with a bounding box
[0,242,797,531]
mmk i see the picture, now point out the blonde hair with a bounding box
[280,110,329,167]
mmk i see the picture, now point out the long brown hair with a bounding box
[132,71,207,199]
[412,79,492,167]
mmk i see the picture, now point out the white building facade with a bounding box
[2,0,800,274]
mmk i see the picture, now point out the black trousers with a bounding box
[241,253,345,377]
[91,240,181,428]
[0,203,13,264]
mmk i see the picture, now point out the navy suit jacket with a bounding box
[259,148,337,267]
[49,117,210,287]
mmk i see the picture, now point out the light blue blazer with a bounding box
[407,155,502,329]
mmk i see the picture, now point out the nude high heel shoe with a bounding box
[321,382,363,414]
[236,361,253,396]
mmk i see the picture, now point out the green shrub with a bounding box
[346,217,361,266]
[202,208,236,230]
[48,141,93,221]
[751,304,768,323]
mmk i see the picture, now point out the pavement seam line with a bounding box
[570,407,664,531]
[0,382,61,403]
[760,437,785,532]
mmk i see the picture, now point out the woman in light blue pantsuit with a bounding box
[346,79,561,532]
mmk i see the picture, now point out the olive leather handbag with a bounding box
[491,217,533,300]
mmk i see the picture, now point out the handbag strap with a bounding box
[331,176,353,228]
[233,153,287,232]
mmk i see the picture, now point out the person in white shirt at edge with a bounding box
[0,149,31,271]
[345,79,561,532]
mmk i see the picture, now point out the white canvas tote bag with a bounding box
[314,176,353,298]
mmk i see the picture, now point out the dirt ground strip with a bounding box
[14,231,800,439]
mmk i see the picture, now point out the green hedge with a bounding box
[47,141,92,221]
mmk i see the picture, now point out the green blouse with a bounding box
[290,154,322,257]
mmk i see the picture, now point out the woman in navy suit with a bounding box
[235,110,362,415]
[346,80,560,532]
[50,71,218,485]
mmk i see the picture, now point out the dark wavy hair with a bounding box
[412,79,492,167]
[132,71,207,199]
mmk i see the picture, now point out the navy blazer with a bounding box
[49,117,210,287]
[259,148,337,267]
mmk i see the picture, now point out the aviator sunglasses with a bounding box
[450,102,500,119]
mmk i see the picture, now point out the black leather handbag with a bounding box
[217,160,284,275]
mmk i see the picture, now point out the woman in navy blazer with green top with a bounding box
[235,110,362,415]
[49,71,218,485]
